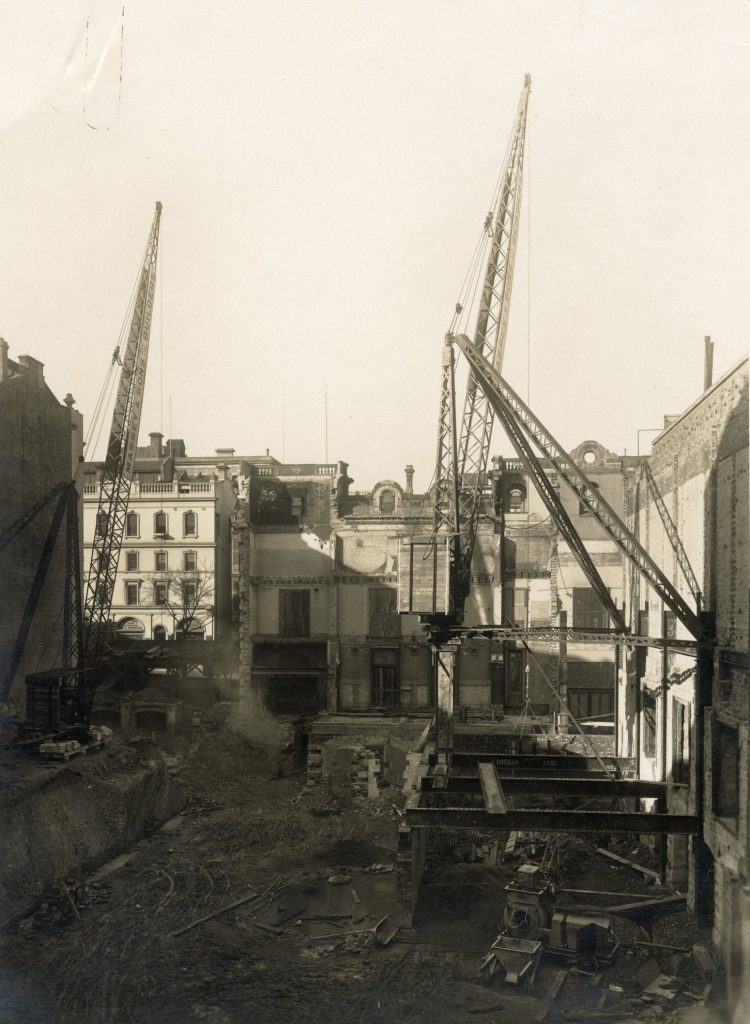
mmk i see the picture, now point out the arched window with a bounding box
[125,511,139,537]
[183,510,197,537]
[379,490,395,514]
[154,510,168,535]
[153,624,167,641]
[507,486,526,512]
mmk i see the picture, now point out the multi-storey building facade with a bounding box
[234,442,632,724]
[82,432,237,642]
[0,340,83,702]
[622,356,748,1016]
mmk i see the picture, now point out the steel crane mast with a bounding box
[434,75,531,613]
[83,202,162,660]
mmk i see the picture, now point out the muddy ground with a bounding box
[0,705,727,1023]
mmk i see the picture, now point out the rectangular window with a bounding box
[572,588,608,629]
[371,648,399,708]
[125,581,139,606]
[569,689,614,719]
[125,512,139,537]
[125,551,139,571]
[504,646,525,707]
[643,690,657,758]
[290,494,306,517]
[503,586,528,628]
[368,588,399,638]
[154,582,168,606]
[155,551,168,572]
[183,581,197,607]
[183,551,197,572]
[154,511,168,535]
[279,589,310,637]
[713,720,739,819]
[579,481,600,516]
[672,698,690,784]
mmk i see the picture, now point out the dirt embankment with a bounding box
[0,739,185,912]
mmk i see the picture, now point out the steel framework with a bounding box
[452,333,705,640]
[83,202,162,660]
[434,75,531,611]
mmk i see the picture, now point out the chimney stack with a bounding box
[405,465,414,494]
[704,335,714,391]
[149,431,164,456]
[0,338,8,382]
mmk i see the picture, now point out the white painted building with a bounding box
[82,433,237,642]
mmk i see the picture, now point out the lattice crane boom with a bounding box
[83,202,162,661]
[452,333,705,641]
[433,75,530,612]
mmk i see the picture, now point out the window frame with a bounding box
[154,550,168,572]
[154,581,168,606]
[125,511,139,538]
[371,648,399,708]
[579,481,600,516]
[279,588,311,638]
[125,551,139,572]
[125,581,140,606]
[378,490,395,514]
[183,510,197,537]
[507,485,527,513]
[183,550,197,572]
[154,510,168,536]
[712,718,740,821]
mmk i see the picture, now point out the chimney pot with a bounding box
[704,335,714,392]
[404,464,414,494]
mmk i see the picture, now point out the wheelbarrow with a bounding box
[480,935,542,990]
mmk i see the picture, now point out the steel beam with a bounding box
[456,625,699,651]
[477,762,508,813]
[404,806,700,834]
[422,774,680,799]
[449,752,636,773]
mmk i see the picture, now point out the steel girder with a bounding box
[641,461,701,609]
[454,624,698,651]
[452,334,705,641]
[404,805,700,835]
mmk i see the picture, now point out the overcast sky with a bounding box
[1,1,748,492]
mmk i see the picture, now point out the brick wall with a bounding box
[0,351,80,701]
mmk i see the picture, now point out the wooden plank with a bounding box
[478,762,507,814]
[596,847,662,882]
[603,895,686,914]
[503,831,519,860]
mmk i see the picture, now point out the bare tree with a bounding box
[145,566,214,639]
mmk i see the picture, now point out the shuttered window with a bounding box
[279,589,310,637]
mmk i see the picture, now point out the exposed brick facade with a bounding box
[0,341,83,701]
[623,357,748,1011]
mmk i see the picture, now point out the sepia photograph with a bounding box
[0,2,748,1022]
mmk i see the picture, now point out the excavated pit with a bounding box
[0,737,186,918]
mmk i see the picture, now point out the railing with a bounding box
[255,464,337,477]
[83,480,215,497]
